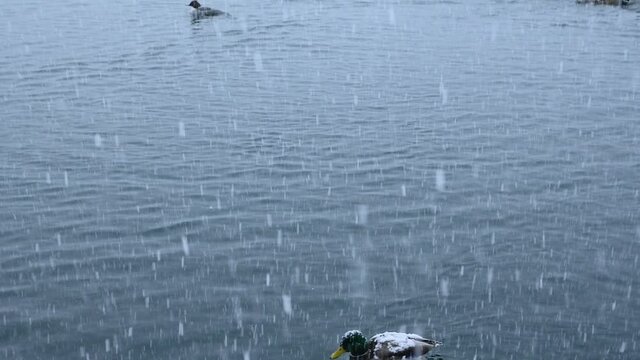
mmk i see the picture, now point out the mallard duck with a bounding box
[330,330,441,360]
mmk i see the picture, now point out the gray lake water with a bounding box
[1,0,640,359]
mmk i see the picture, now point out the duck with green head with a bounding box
[330,330,441,360]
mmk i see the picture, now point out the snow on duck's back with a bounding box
[371,332,441,358]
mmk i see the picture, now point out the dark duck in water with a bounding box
[187,0,227,18]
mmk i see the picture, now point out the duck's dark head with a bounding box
[330,330,368,359]
[187,1,201,9]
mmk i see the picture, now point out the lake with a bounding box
[1,0,639,359]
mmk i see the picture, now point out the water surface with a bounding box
[1,0,639,359]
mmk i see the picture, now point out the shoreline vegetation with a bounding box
[576,0,631,5]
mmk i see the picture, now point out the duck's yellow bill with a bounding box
[330,346,346,359]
